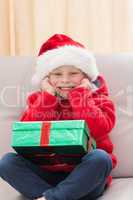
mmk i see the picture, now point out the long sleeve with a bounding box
[68,87,116,155]
[19,91,58,121]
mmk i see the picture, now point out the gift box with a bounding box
[11,120,96,165]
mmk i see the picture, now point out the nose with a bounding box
[61,75,70,83]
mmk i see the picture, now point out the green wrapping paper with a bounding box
[11,120,96,165]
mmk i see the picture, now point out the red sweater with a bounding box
[19,75,117,186]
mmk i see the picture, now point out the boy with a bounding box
[0,34,117,200]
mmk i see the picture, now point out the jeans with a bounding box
[0,149,112,200]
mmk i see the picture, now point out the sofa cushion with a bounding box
[0,179,29,200]
[98,178,133,200]
[0,57,35,155]
[1,54,133,177]
[96,53,133,177]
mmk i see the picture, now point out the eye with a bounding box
[70,72,80,75]
[53,73,62,76]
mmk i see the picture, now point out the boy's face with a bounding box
[48,65,87,99]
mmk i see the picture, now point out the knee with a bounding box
[0,152,18,174]
[82,149,112,172]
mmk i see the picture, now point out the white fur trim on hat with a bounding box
[31,45,99,86]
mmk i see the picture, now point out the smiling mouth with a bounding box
[58,86,75,89]
[57,86,75,91]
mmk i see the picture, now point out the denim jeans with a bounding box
[0,149,112,200]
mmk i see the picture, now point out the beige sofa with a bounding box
[0,54,133,200]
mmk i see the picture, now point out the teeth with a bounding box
[59,86,74,89]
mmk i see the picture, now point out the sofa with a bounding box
[0,54,133,200]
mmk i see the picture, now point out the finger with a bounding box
[47,79,53,86]
[75,84,84,88]
[81,78,90,83]
[41,78,48,85]
[48,80,57,90]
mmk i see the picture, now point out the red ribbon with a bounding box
[40,121,51,146]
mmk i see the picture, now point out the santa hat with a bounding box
[31,34,99,86]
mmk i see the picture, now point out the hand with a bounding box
[40,77,55,95]
[75,78,92,90]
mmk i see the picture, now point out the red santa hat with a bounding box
[31,34,99,86]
